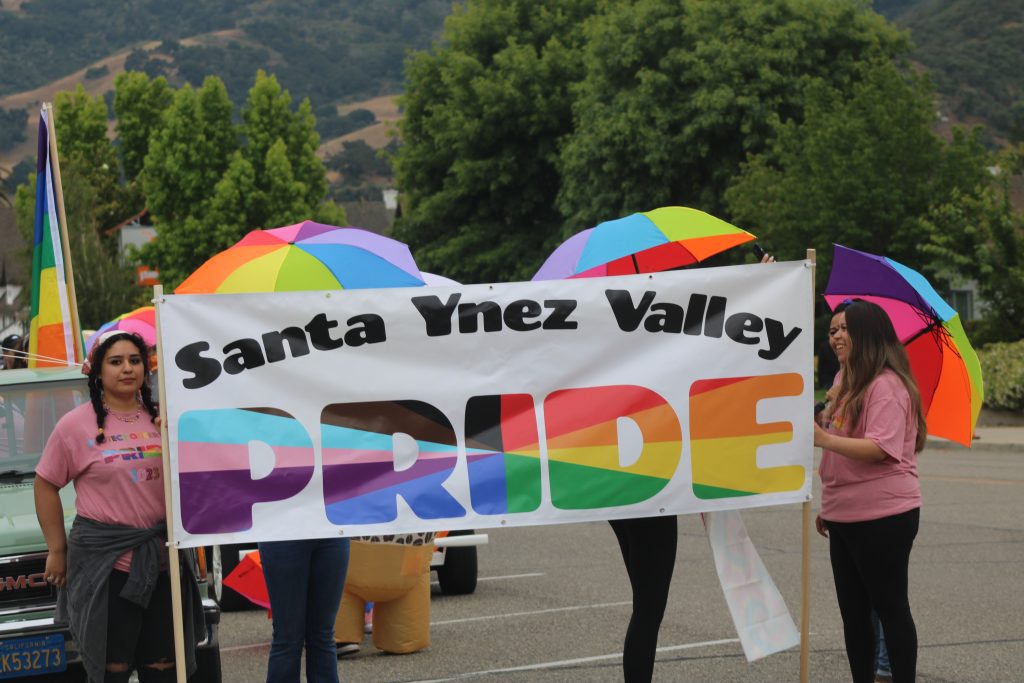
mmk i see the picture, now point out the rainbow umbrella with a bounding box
[421,272,460,286]
[824,244,983,447]
[533,206,756,280]
[176,221,425,293]
[86,306,156,354]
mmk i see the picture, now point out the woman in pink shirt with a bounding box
[814,299,927,683]
[34,332,201,683]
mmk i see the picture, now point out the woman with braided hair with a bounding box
[34,331,205,682]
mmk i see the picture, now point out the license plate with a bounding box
[0,634,66,679]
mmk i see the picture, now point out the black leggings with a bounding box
[826,508,920,683]
[609,515,677,683]
[105,569,176,683]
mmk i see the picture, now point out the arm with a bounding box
[813,421,887,462]
[34,476,68,587]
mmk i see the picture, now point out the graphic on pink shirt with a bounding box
[36,404,166,571]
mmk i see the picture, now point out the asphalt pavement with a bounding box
[215,423,1024,682]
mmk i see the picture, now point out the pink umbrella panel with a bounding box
[85,306,157,355]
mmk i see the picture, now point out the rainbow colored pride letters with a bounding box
[177,373,803,534]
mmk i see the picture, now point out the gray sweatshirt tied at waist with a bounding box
[56,516,206,683]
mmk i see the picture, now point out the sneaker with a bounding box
[336,642,360,658]
[875,675,893,683]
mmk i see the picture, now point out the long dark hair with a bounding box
[87,332,158,444]
[832,300,927,453]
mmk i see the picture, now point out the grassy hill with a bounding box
[0,0,448,171]
[2,0,1021,177]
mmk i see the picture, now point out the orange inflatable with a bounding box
[334,538,434,654]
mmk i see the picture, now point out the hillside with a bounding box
[2,0,1021,174]
[0,0,448,168]
[874,0,1024,143]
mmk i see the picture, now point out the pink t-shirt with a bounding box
[819,369,921,522]
[36,402,165,571]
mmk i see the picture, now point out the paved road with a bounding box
[215,442,1024,682]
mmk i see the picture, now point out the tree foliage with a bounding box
[142,77,237,229]
[9,67,347,326]
[13,169,141,331]
[0,0,450,142]
[395,0,911,283]
[921,157,1024,345]
[327,140,392,184]
[242,71,326,215]
[725,62,989,271]
[52,86,131,229]
[138,72,342,287]
[394,0,599,283]
[0,107,28,152]
[114,72,174,181]
[725,59,1024,344]
[557,0,909,230]
[876,0,1024,139]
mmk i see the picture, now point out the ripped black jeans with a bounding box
[104,569,176,683]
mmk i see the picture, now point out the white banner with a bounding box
[704,510,801,661]
[158,261,813,547]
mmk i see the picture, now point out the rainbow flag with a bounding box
[27,107,80,368]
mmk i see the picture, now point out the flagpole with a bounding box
[43,103,85,363]
[800,248,816,683]
[154,284,188,683]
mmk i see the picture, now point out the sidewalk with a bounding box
[927,408,1024,451]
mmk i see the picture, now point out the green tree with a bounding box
[53,86,128,230]
[724,61,990,279]
[557,0,909,232]
[394,0,599,283]
[922,152,1024,345]
[54,86,117,172]
[242,70,326,213]
[260,139,311,228]
[114,72,174,181]
[139,72,343,288]
[327,140,392,184]
[1010,100,1024,145]
[142,77,237,228]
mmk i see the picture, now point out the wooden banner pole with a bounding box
[44,103,85,363]
[154,284,187,682]
[800,248,816,683]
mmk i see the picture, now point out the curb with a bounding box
[926,439,1023,453]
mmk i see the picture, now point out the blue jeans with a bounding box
[259,538,350,683]
[874,611,891,676]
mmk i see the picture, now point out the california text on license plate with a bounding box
[0,633,67,679]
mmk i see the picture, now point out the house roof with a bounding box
[104,208,151,237]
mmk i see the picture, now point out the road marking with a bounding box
[922,474,1024,486]
[431,571,545,587]
[431,600,631,626]
[221,641,267,653]
[478,572,545,581]
[408,637,742,682]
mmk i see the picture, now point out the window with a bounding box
[948,289,974,321]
